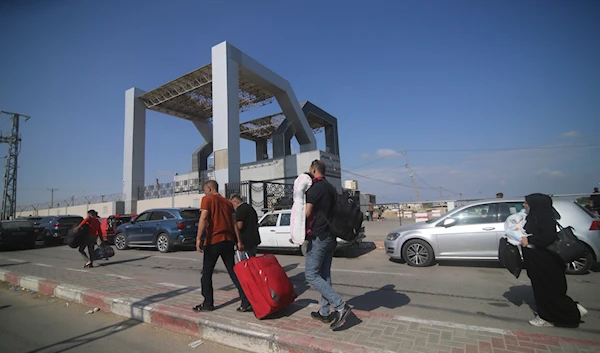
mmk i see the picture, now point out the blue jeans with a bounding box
[305,236,345,315]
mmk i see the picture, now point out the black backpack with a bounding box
[323,182,364,241]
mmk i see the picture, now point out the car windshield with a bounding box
[180,209,200,220]
[574,202,598,218]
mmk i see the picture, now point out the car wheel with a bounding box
[300,241,308,256]
[566,251,594,275]
[157,233,172,253]
[114,233,129,250]
[403,239,435,267]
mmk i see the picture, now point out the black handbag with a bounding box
[546,222,587,263]
[498,237,522,278]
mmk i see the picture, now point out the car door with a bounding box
[141,211,174,243]
[433,203,500,258]
[275,212,294,248]
[258,213,279,248]
[127,212,151,243]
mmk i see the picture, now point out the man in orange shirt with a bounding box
[193,180,251,313]
[74,209,102,268]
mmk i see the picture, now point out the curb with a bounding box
[3,268,600,352]
[0,268,392,353]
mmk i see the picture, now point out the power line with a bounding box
[342,169,441,191]
[404,144,599,152]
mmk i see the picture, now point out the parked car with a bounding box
[37,215,84,245]
[257,210,366,256]
[0,219,37,249]
[99,214,135,244]
[17,216,44,240]
[384,198,600,275]
[114,208,199,253]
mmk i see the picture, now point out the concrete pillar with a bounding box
[191,141,213,178]
[122,87,146,214]
[211,42,241,195]
[272,120,295,158]
[255,139,268,161]
[275,92,316,153]
[325,123,340,156]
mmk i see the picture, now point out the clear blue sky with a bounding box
[1,0,598,206]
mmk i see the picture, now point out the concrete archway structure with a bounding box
[123,42,339,214]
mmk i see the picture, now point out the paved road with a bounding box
[0,281,246,353]
[1,226,599,341]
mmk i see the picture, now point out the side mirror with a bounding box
[443,218,456,228]
[130,219,136,224]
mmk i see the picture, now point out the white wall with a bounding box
[135,193,204,213]
[16,201,125,218]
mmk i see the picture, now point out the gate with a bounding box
[226,181,293,215]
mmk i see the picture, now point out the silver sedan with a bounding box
[384,198,600,275]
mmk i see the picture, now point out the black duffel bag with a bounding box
[498,237,522,278]
[66,224,88,248]
[546,222,587,263]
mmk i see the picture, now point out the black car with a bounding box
[18,216,44,240]
[0,220,37,249]
[38,215,84,245]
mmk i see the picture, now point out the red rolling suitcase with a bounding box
[234,253,297,319]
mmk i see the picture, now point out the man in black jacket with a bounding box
[230,194,261,257]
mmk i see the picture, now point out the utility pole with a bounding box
[48,188,59,208]
[0,111,30,220]
[401,148,421,202]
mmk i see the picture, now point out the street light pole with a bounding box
[48,188,58,208]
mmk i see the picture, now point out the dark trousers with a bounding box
[78,235,96,264]
[201,241,249,307]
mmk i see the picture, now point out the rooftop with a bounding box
[138,64,276,121]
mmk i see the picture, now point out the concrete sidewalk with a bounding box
[1,259,599,353]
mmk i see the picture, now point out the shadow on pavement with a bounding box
[347,284,410,311]
[437,260,503,269]
[26,319,141,353]
[96,256,152,267]
[332,312,363,332]
[0,305,11,310]
[503,285,536,312]
[334,245,375,259]
[0,262,30,267]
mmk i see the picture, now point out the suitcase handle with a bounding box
[235,250,249,263]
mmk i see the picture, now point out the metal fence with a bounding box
[138,177,204,200]
[16,193,126,212]
[226,181,293,214]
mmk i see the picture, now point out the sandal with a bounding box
[237,305,253,313]
[192,303,214,312]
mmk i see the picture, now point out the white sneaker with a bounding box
[577,304,588,318]
[529,316,554,327]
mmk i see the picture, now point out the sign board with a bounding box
[415,212,429,222]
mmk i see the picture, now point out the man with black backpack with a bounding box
[305,160,352,330]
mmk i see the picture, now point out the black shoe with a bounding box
[311,311,335,323]
[330,304,352,329]
[236,304,253,312]
[192,303,214,312]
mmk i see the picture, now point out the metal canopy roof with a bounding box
[138,64,276,121]
[239,108,328,142]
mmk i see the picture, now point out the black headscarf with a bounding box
[524,193,560,248]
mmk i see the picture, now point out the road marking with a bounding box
[66,268,90,273]
[105,274,133,280]
[6,258,26,263]
[296,266,414,276]
[157,282,187,289]
[153,255,199,262]
[33,263,53,267]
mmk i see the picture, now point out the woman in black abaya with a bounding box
[521,193,587,327]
